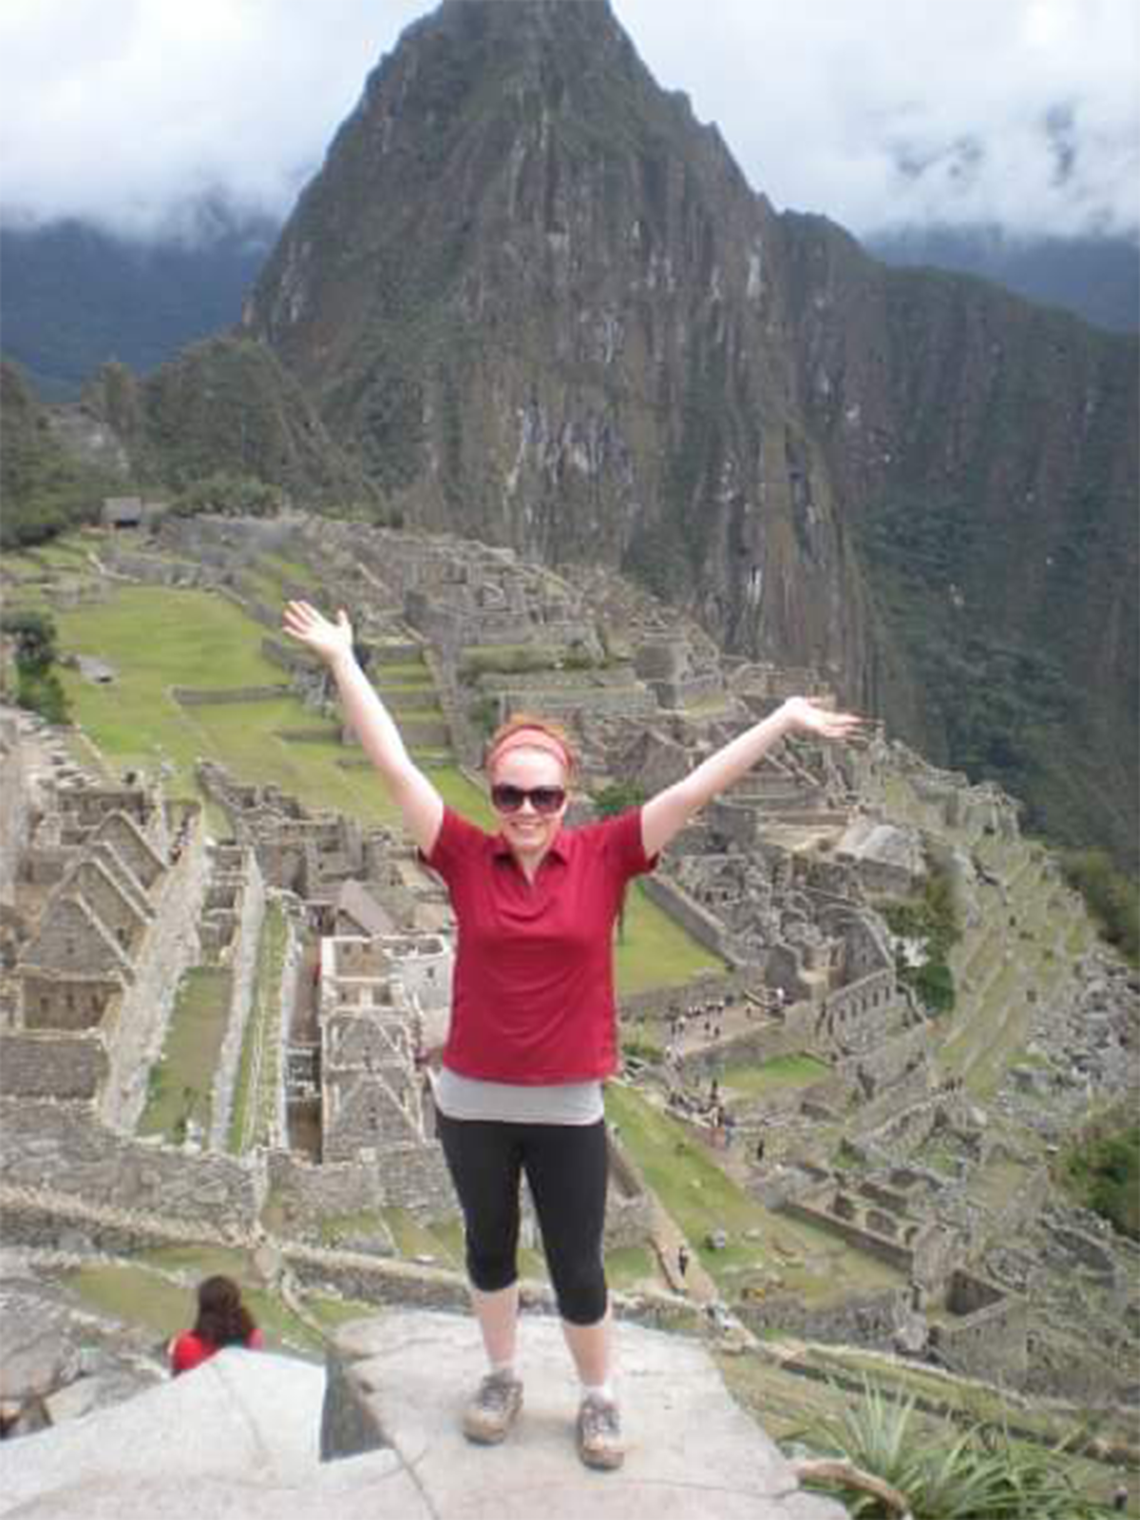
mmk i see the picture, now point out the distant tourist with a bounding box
[283,599,861,1473]
[168,1275,264,1376]
[677,1243,690,1280]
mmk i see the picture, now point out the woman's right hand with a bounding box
[282,600,354,668]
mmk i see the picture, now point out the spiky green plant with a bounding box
[789,1375,1115,1519]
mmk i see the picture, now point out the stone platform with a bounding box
[0,1309,845,1519]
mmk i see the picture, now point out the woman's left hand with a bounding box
[781,696,865,741]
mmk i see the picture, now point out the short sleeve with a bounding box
[420,806,490,884]
[603,806,658,882]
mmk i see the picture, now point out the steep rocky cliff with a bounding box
[780,215,1138,856]
[242,0,879,686]
[237,0,1136,862]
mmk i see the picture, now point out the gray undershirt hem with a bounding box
[432,1066,604,1125]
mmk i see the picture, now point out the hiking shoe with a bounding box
[462,1371,523,1445]
[576,1394,624,1471]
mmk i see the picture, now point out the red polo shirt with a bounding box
[424,806,656,1084]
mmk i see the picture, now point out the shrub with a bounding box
[2,610,70,723]
[881,863,961,1016]
[592,781,647,819]
[173,470,283,518]
[467,696,499,736]
[1061,849,1139,965]
[791,1375,1113,1518]
[1057,1122,1140,1240]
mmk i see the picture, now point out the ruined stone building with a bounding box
[316,932,453,1164]
[0,714,209,1130]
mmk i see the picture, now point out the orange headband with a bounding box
[486,726,573,776]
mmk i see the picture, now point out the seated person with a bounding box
[169,1274,264,1375]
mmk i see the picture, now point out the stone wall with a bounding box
[618,969,756,1027]
[18,849,70,889]
[208,847,267,1151]
[852,1070,942,1146]
[0,1032,106,1100]
[738,1288,904,1348]
[0,1189,223,1257]
[0,716,31,909]
[272,905,304,1148]
[641,873,741,965]
[0,1102,259,1232]
[405,590,595,658]
[376,1142,456,1218]
[100,547,206,585]
[933,1272,1029,1381]
[604,1133,655,1252]
[283,1244,474,1314]
[344,716,450,749]
[70,857,150,949]
[815,971,904,1057]
[19,974,118,1031]
[98,807,211,1130]
[20,895,132,995]
[58,786,155,841]
[267,1139,455,1227]
[778,1194,916,1272]
[674,1021,813,1083]
[837,1021,932,1096]
[267,1147,388,1235]
[172,684,291,705]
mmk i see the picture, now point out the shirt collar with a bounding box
[491,827,571,864]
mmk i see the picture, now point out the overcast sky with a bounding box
[1,0,1136,243]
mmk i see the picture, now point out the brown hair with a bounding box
[193,1275,257,1348]
[484,712,578,781]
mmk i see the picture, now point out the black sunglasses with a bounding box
[490,783,567,815]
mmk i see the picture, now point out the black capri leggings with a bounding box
[435,1111,609,1327]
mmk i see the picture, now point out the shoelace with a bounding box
[580,1398,619,1440]
[477,1376,516,1412]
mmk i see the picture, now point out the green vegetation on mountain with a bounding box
[1058,1118,1140,1241]
[0,361,125,547]
[81,337,376,509]
[0,209,275,400]
[786,224,1139,872]
[0,606,70,724]
[1061,850,1140,965]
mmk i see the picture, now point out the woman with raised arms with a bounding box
[282,598,861,1471]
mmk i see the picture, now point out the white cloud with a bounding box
[0,0,1136,241]
[0,0,427,237]
[612,0,1140,237]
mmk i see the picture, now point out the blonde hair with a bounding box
[484,712,578,781]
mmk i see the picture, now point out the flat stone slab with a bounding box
[0,1311,844,1520]
[323,1309,846,1519]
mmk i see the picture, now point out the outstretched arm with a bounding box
[641,696,863,858]
[282,601,444,855]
